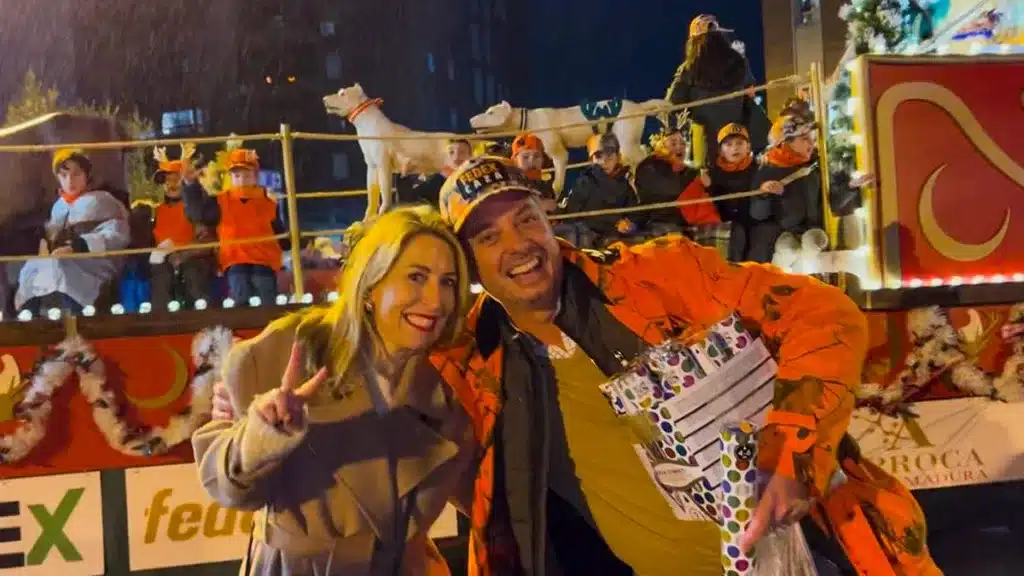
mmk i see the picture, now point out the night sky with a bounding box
[517,0,765,107]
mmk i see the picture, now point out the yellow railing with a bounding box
[0,69,846,319]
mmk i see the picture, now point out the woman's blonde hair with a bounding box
[290,205,470,393]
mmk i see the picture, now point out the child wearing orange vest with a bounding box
[180,149,286,305]
[150,150,214,309]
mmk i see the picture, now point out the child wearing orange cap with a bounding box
[180,149,287,304]
[512,133,556,210]
[148,146,214,309]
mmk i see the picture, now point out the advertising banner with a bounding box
[125,463,460,571]
[849,397,1024,490]
[0,472,104,575]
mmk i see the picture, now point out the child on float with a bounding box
[181,149,288,305]
[553,132,639,249]
[511,133,557,211]
[633,115,721,239]
[15,149,131,315]
[706,123,784,261]
[149,147,214,310]
[395,138,473,207]
[747,110,876,265]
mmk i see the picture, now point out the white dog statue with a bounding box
[470,98,667,194]
[323,84,456,219]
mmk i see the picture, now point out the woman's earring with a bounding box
[364,299,373,314]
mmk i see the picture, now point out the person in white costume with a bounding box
[16,148,130,315]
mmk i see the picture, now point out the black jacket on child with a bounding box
[556,165,637,235]
[707,162,757,224]
[750,161,822,232]
[633,155,700,228]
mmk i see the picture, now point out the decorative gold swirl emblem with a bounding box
[876,82,1024,262]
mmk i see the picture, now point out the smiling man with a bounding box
[431,156,939,576]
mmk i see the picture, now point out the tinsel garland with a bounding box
[0,327,234,464]
[856,304,1024,414]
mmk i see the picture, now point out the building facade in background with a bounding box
[0,0,524,229]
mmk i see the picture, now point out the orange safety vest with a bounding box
[215,187,283,272]
[153,201,195,247]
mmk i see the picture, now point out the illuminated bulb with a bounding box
[971,275,985,285]
[470,283,483,294]
[1014,273,1024,282]
[326,291,339,303]
[275,294,288,306]
[907,278,923,289]
[991,274,1007,284]
[111,304,125,315]
[949,276,963,286]
[167,300,181,312]
[929,278,943,287]
[17,309,33,322]
[47,308,61,321]
[0,312,3,322]
[846,98,859,116]
[194,298,208,310]
[223,298,236,309]
[301,293,313,304]
[248,296,262,307]
[82,305,96,317]
[139,302,152,314]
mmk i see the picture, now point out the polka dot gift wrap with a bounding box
[720,421,759,576]
[596,312,777,526]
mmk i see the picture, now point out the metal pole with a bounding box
[809,62,837,246]
[280,124,305,299]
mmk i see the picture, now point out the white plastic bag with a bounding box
[751,522,818,576]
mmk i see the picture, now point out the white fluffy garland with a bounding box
[0,327,234,464]
[857,304,1024,413]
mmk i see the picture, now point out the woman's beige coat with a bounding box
[191,316,476,575]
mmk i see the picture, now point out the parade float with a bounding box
[0,1,1023,574]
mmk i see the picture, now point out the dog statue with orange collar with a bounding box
[323,84,458,219]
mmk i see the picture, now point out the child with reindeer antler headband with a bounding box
[149,143,215,310]
[179,142,289,305]
[633,110,721,239]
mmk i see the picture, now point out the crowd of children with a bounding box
[0,12,872,318]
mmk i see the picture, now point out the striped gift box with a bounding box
[598,313,777,522]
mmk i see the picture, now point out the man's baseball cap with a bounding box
[717,123,750,144]
[439,156,542,234]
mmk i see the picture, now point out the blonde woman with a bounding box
[192,205,476,576]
